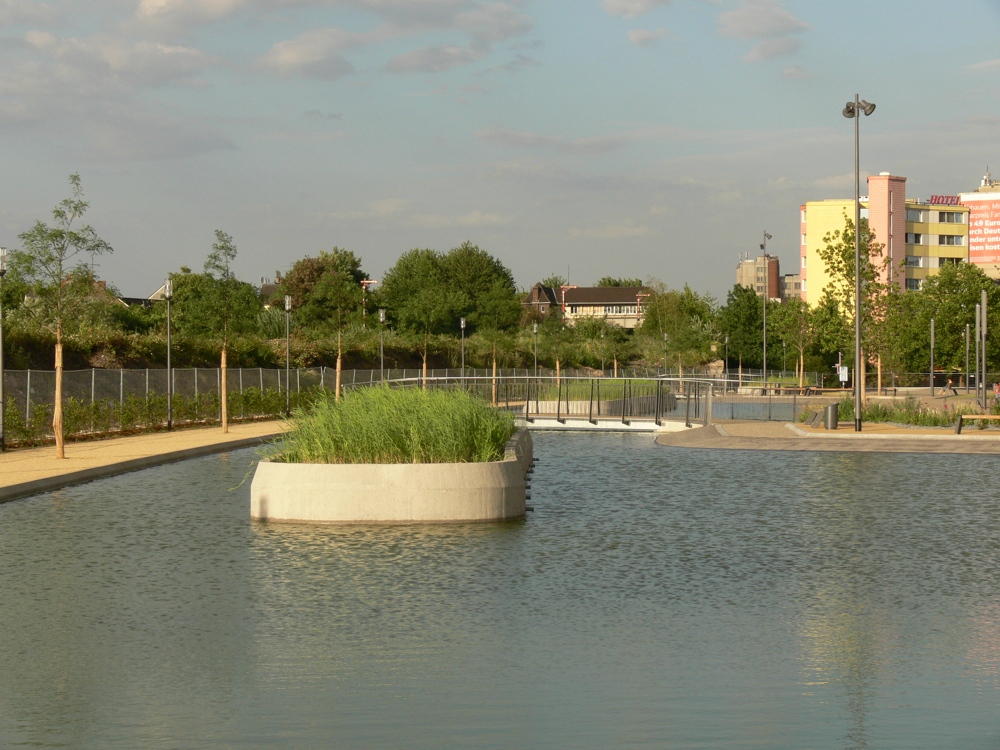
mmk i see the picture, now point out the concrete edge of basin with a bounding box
[250,429,532,524]
[0,433,284,505]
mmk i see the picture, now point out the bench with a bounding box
[955,413,1000,434]
[880,387,897,396]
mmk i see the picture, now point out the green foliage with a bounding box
[640,283,716,367]
[273,386,516,464]
[836,395,980,426]
[541,275,566,289]
[279,248,367,330]
[595,276,643,287]
[718,284,764,368]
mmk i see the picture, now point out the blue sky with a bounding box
[1,0,998,299]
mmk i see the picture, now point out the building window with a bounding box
[801,256,806,268]
[906,233,923,245]
[906,209,925,222]
[938,211,963,223]
[939,235,962,245]
[906,278,921,291]
[801,280,806,292]
[801,233,806,245]
[905,256,922,267]
[940,257,963,266]
[801,209,806,223]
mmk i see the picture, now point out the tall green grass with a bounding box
[272,386,517,464]
[837,395,981,427]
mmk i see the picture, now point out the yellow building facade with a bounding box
[799,174,969,306]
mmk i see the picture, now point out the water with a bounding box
[2,434,999,749]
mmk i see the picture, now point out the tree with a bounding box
[380,249,463,384]
[818,214,890,395]
[595,276,642,287]
[640,283,716,373]
[718,285,763,376]
[542,275,566,289]
[13,174,112,458]
[771,297,815,386]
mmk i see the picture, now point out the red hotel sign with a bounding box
[929,195,960,205]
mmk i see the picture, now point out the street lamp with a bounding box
[284,295,292,416]
[930,317,935,396]
[843,94,876,431]
[724,334,729,383]
[460,317,466,382]
[164,278,173,430]
[0,247,7,451]
[379,308,386,382]
[782,340,786,375]
[533,322,538,378]
[760,231,772,383]
[966,322,971,394]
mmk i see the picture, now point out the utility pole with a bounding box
[760,231,772,383]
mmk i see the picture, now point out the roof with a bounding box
[561,286,648,305]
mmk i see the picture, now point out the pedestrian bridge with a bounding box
[378,375,714,432]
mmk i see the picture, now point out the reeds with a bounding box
[272,385,516,464]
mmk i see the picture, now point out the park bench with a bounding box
[879,387,897,396]
[954,413,1000,434]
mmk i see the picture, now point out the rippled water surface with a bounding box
[2,433,1000,748]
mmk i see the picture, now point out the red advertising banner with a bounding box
[966,198,1000,267]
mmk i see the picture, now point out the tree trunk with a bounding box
[613,356,618,378]
[491,344,497,406]
[555,358,561,389]
[678,355,683,380]
[335,328,343,403]
[877,353,883,395]
[798,350,805,388]
[54,338,65,459]
[221,347,228,434]
[738,357,742,386]
[422,337,428,390]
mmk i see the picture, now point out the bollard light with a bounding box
[284,295,292,416]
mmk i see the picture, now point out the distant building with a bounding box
[523,282,559,318]
[799,171,971,302]
[959,169,1000,279]
[781,273,801,299]
[559,286,650,329]
[735,253,781,299]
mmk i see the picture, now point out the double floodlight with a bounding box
[843,99,876,118]
[0,247,7,277]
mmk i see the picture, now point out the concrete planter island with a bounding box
[250,429,532,524]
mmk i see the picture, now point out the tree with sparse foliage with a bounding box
[595,276,643,288]
[13,174,112,458]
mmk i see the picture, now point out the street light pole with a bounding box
[379,308,386,382]
[976,303,982,406]
[284,295,291,416]
[165,278,173,431]
[460,317,466,383]
[760,231,772,383]
[0,247,7,452]
[724,335,729,384]
[966,322,971,394]
[843,94,876,432]
[533,322,538,378]
[601,330,606,374]
[930,317,935,396]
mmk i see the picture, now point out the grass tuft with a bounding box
[271,386,516,464]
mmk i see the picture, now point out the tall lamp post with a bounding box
[966,322,971,394]
[760,231,772,382]
[930,317,935,396]
[533,322,538,378]
[0,247,7,451]
[165,278,173,430]
[284,295,291,416]
[724,334,729,383]
[843,94,876,432]
[379,308,386,382]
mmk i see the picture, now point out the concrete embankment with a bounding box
[251,429,532,524]
[0,420,288,503]
[655,421,1000,454]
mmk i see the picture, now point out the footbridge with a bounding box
[375,375,715,432]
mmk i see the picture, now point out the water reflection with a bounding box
[1,437,1000,748]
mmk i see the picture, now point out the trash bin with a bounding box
[824,403,839,430]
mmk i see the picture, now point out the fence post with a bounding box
[705,384,712,426]
[25,369,30,422]
[589,379,596,425]
[297,367,301,394]
[194,367,199,420]
[556,379,563,424]
[685,383,692,427]
[655,379,661,427]
[145,368,149,402]
[120,369,124,430]
[621,379,628,425]
[91,368,95,433]
[239,368,244,419]
[217,368,222,421]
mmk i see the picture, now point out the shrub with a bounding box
[273,385,516,464]
[838,395,981,427]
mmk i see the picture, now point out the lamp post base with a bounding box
[855,418,862,432]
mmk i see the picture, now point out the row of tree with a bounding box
[6,176,1000,454]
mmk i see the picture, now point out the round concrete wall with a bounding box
[250,429,532,524]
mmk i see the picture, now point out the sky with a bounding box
[0,0,999,301]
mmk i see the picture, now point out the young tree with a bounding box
[771,297,815,386]
[195,231,261,432]
[595,276,643,287]
[13,174,112,458]
[718,285,764,377]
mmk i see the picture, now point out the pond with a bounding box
[1,433,999,748]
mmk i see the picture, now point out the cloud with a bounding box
[135,0,247,31]
[744,36,800,61]
[386,44,484,73]
[628,28,667,47]
[602,0,671,18]
[0,0,58,27]
[257,27,363,79]
[813,172,870,191]
[782,65,809,79]
[477,127,628,154]
[486,54,539,73]
[966,59,1000,72]
[717,0,809,62]
[412,210,513,228]
[569,221,650,239]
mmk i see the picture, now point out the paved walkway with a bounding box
[655,420,1000,454]
[0,420,289,503]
